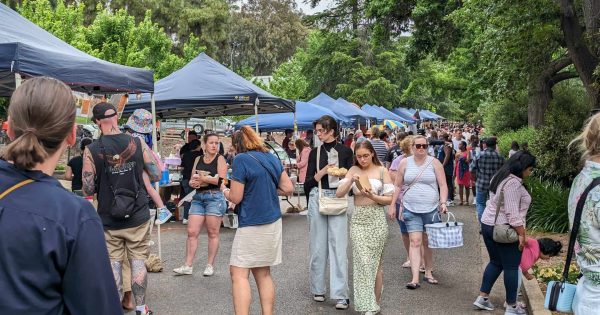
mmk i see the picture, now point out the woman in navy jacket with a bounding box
[0,77,121,315]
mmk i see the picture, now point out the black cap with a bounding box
[92,102,117,122]
[188,131,198,136]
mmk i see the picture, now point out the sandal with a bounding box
[402,260,411,268]
[419,266,425,273]
[423,276,439,284]
[405,282,420,290]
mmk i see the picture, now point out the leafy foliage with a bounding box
[497,127,537,157]
[525,177,571,233]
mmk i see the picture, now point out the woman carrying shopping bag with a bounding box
[387,135,448,289]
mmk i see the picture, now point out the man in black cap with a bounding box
[82,102,160,315]
[179,130,198,157]
[472,137,504,222]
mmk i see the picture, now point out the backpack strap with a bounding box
[192,155,202,173]
[0,179,34,200]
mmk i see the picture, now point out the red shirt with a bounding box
[520,238,540,271]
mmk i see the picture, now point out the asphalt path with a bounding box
[133,201,511,315]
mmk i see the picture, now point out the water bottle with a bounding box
[160,169,169,185]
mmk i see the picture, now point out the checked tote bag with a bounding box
[425,212,464,249]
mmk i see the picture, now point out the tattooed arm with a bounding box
[141,141,161,182]
[82,147,96,197]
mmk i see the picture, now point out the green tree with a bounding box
[229,0,308,75]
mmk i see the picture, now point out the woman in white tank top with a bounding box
[387,135,449,289]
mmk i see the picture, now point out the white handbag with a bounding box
[316,145,348,215]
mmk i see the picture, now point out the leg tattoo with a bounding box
[131,259,148,307]
[110,260,124,301]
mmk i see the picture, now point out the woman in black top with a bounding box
[173,133,228,277]
[65,137,93,195]
[305,115,354,310]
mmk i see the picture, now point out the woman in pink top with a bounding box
[295,139,311,206]
[473,151,536,314]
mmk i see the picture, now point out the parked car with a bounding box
[161,117,234,138]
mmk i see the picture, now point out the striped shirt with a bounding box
[402,156,439,213]
[481,174,531,227]
[369,139,388,164]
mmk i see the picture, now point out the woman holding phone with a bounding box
[173,133,228,277]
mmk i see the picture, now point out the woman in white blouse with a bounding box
[337,141,394,314]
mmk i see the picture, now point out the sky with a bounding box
[295,0,334,15]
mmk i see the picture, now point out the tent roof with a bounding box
[372,105,413,124]
[335,98,376,120]
[0,3,154,96]
[124,53,294,118]
[308,93,374,122]
[392,108,417,123]
[361,104,387,122]
[422,109,445,120]
[235,101,342,131]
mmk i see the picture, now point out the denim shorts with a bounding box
[402,208,440,233]
[189,191,227,217]
[395,203,408,234]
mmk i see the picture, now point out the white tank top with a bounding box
[402,156,439,213]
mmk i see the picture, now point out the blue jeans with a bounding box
[480,223,522,304]
[307,187,349,299]
[476,188,489,222]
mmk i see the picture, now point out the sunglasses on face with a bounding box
[414,144,429,149]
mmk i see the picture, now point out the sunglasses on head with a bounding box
[415,144,429,149]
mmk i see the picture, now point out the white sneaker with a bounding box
[504,304,526,314]
[182,219,188,225]
[335,299,349,310]
[365,310,379,315]
[446,200,455,207]
[472,200,476,205]
[203,264,214,276]
[313,295,325,302]
[473,296,494,311]
[299,210,308,216]
[504,301,526,309]
[173,265,193,275]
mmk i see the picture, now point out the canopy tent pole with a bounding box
[184,119,188,142]
[14,73,22,88]
[254,98,260,133]
[149,93,162,260]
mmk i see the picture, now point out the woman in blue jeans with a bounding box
[173,134,228,277]
[388,135,448,289]
[473,151,535,315]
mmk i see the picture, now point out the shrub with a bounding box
[528,126,581,186]
[497,127,536,157]
[525,177,570,233]
[480,95,528,135]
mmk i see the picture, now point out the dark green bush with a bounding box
[528,126,581,186]
[480,94,528,135]
[525,177,570,233]
[497,127,536,157]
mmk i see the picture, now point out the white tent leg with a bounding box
[14,73,22,88]
[254,98,260,133]
[150,93,162,259]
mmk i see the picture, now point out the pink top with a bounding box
[481,174,531,227]
[297,147,311,183]
[520,238,540,271]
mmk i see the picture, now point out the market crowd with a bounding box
[1,77,599,315]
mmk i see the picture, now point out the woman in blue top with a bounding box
[223,126,294,315]
[0,77,121,314]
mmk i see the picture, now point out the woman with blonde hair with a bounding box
[387,135,448,289]
[223,126,294,315]
[336,141,394,314]
[567,113,600,314]
[0,77,121,313]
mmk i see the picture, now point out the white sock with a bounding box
[136,305,146,313]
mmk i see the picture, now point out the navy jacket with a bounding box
[0,159,121,315]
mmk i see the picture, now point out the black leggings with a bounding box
[445,174,454,201]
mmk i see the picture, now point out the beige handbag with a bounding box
[316,145,348,215]
[492,179,520,243]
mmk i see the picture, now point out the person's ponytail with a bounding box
[0,77,75,170]
[3,130,48,169]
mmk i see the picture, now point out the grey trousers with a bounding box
[308,187,349,299]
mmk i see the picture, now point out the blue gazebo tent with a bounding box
[235,101,342,131]
[124,53,294,119]
[309,93,375,123]
[0,3,153,96]
[335,98,377,122]
[361,104,388,122]
[373,105,414,124]
[392,108,417,123]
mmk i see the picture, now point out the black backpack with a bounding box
[98,137,142,220]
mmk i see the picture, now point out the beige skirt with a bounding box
[230,218,282,268]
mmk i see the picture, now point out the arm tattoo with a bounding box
[82,149,96,197]
[142,144,161,182]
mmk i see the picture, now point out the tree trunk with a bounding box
[558,0,600,110]
[528,79,552,127]
[527,57,576,127]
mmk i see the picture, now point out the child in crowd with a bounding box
[520,237,562,281]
